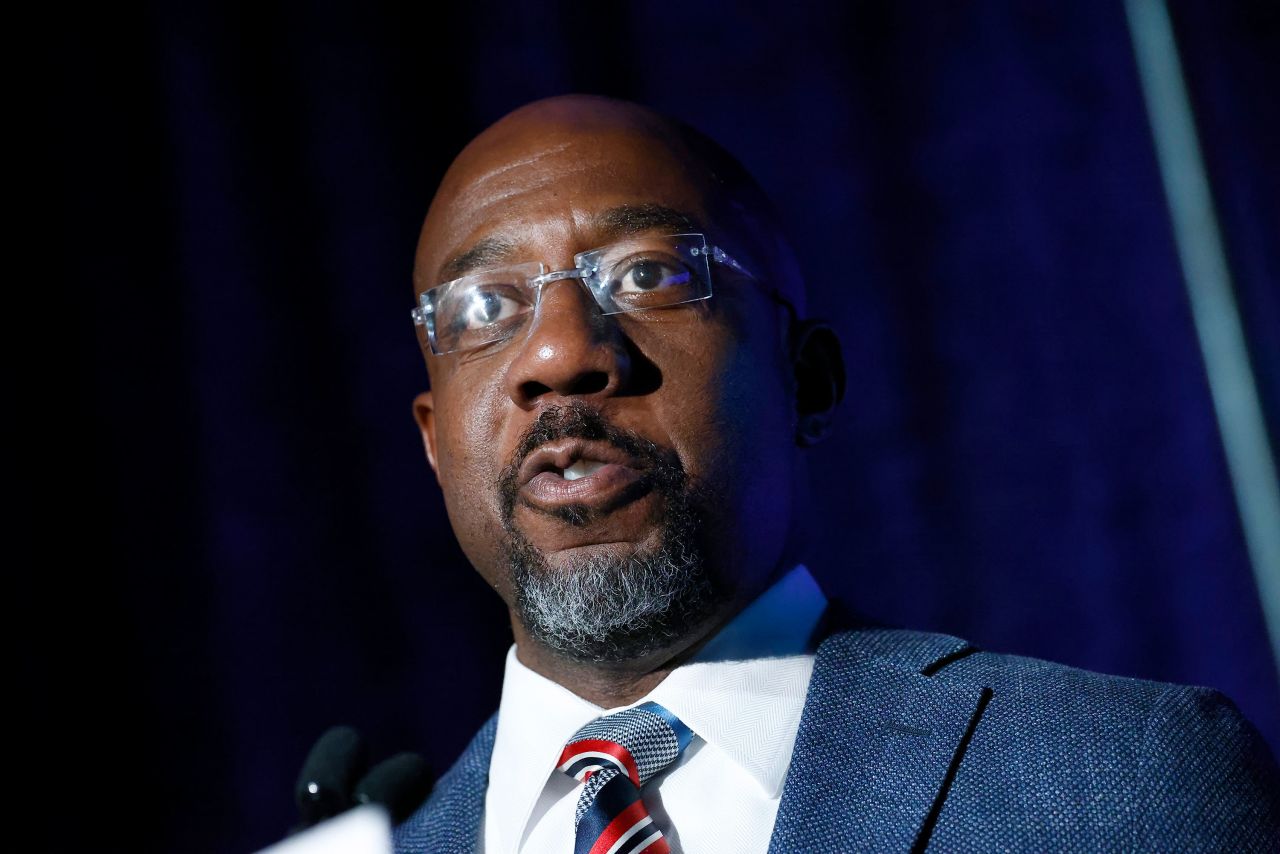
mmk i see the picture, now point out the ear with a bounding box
[412,390,441,476]
[789,320,846,447]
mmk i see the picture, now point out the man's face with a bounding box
[413,108,800,661]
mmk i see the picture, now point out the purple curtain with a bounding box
[35,1,1278,851]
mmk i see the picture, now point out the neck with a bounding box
[510,601,741,708]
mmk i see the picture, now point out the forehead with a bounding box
[416,124,719,293]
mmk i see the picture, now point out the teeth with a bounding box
[562,460,606,481]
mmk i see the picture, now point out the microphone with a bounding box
[354,753,433,823]
[294,726,368,828]
[294,726,433,829]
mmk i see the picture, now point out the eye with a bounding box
[449,285,529,332]
[611,257,694,296]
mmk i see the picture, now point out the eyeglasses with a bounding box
[410,232,761,356]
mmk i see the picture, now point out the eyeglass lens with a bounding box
[425,234,714,355]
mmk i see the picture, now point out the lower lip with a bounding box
[520,463,647,511]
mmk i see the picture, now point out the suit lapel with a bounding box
[768,631,990,853]
[393,715,495,854]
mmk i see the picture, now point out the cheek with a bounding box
[657,313,796,512]
[657,343,794,587]
[434,361,514,475]
[717,351,795,500]
[432,373,513,572]
[711,338,797,576]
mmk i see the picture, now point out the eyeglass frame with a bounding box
[410,232,797,356]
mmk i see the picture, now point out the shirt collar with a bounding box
[646,564,826,796]
[486,564,827,849]
[486,643,601,854]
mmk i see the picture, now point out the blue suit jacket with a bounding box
[394,628,1280,852]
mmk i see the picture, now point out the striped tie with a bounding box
[557,701,694,854]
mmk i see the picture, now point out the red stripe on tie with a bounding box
[633,834,670,854]
[559,738,641,786]
[587,799,650,854]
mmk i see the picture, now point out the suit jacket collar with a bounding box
[393,628,987,854]
[392,714,495,854]
[767,628,989,852]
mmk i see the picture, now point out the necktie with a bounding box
[557,701,694,854]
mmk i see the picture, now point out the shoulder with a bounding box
[393,714,497,854]
[818,625,1264,720]
[815,627,1280,850]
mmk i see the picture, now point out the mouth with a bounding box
[516,439,650,514]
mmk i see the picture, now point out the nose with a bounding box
[503,276,632,409]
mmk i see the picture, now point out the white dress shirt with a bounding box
[481,565,828,854]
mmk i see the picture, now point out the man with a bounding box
[392,94,1278,852]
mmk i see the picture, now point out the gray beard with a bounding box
[504,503,719,663]
[497,404,724,663]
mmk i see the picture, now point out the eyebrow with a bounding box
[596,203,699,238]
[438,236,518,283]
[437,203,702,283]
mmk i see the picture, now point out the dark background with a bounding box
[31,1,1278,852]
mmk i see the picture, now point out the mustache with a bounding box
[497,402,686,527]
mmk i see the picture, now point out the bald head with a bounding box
[415,94,805,314]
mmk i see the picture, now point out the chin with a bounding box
[502,514,725,664]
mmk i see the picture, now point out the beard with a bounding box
[496,402,725,663]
